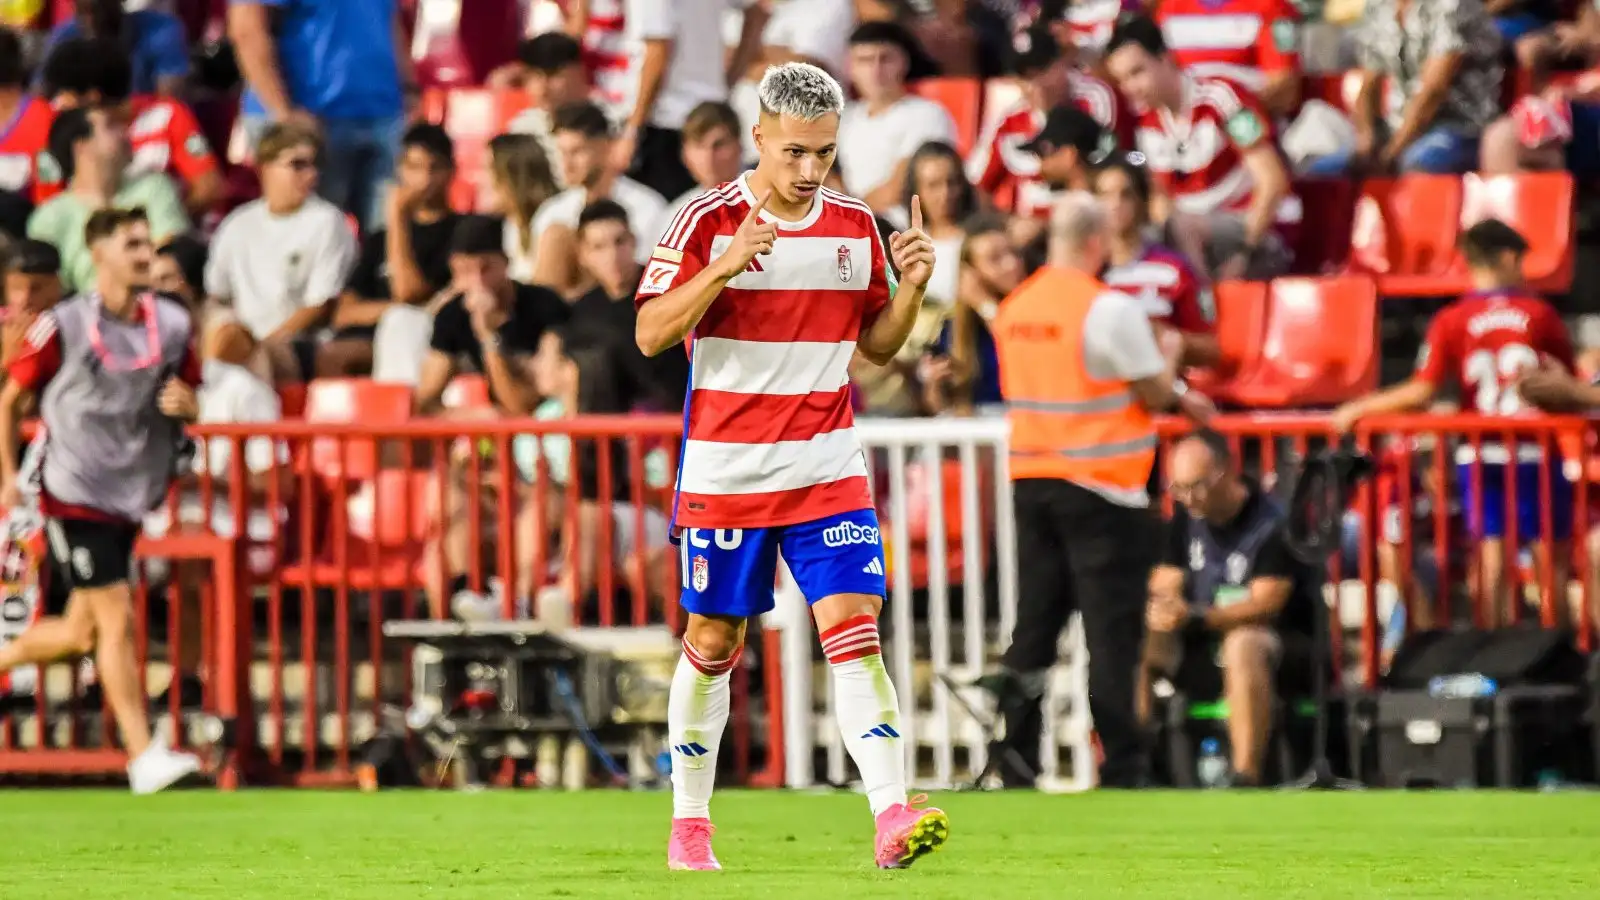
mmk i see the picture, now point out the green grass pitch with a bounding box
[1,789,1596,898]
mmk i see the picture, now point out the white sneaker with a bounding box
[127,744,202,795]
[451,590,503,622]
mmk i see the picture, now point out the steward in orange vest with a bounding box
[994,265,1157,498]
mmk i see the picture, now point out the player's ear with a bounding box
[751,122,763,155]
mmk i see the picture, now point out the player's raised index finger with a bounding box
[909,194,922,231]
[743,190,772,226]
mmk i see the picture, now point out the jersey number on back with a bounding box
[1464,343,1540,414]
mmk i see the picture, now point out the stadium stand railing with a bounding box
[0,413,1595,788]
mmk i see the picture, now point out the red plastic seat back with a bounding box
[909,77,982,158]
[305,380,414,481]
[1349,176,1464,277]
[1459,172,1575,293]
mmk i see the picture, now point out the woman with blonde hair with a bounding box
[485,132,560,282]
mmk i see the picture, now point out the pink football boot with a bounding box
[873,795,950,869]
[668,818,721,871]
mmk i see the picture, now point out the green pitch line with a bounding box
[0,789,1595,899]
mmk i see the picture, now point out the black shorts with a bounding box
[44,517,139,591]
[1171,627,1316,702]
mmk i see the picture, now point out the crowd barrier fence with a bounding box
[0,412,1592,788]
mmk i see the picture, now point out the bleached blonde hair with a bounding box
[757,62,845,121]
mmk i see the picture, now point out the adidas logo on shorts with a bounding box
[862,558,884,576]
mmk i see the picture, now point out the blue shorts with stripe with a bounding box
[1457,459,1573,542]
[678,508,887,619]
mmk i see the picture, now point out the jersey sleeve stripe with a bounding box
[1195,79,1245,116]
[24,314,56,348]
[661,184,737,252]
[819,188,875,219]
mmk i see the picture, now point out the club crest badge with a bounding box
[691,555,709,592]
[837,245,852,283]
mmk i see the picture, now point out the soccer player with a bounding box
[1332,218,1576,629]
[0,208,203,793]
[635,62,945,871]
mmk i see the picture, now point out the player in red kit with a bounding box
[1333,219,1577,628]
[0,28,56,206]
[636,62,945,872]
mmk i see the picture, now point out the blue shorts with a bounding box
[1458,460,1573,542]
[677,508,887,618]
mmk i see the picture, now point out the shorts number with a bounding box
[687,528,742,550]
[1464,343,1541,415]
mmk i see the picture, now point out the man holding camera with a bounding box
[1140,430,1318,786]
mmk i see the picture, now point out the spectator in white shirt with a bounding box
[838,21,958,214]
[531,102,666,297]
[662,101,745,225]
[761,0,856,75]
[617,0,763,201]
[203,122,357,382]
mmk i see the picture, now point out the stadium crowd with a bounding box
[0,0,1596,788]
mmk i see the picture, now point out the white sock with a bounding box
[821,615,908,817]
[667,637,737,820]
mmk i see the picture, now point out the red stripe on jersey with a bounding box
[687,387,854,446]
[676,475,873,530]
[699,289,867,343]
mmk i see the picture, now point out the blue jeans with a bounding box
[1303,125,1481,176]
[245,113,404,231]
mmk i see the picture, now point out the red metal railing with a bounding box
[1,412,1594,787]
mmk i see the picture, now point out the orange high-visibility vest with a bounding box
[994,266,1157,489]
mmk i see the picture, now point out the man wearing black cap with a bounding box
[968,23,1127,219]
[1019,105,1114,195]
[416,214,569,417]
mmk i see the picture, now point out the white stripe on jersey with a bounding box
[678,427,870,496]
[659,183,739,252]
[690,338,856,396]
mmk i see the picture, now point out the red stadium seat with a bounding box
[442,374,492,411]
[412,0,522,90]
[1346,175,1465,297]
[1457,172,1575,294]
[276,382,308,419]
[1227,276,1379,408]
[909,77,982,158]
[1187,279,1269,403]
[443,88,534,211]
[304,379,414,483]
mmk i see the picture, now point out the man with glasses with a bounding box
[1141,430,1317,787]
[203,122,357,382]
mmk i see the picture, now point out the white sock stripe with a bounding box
[825,636,882,658]
[821,622,878,651]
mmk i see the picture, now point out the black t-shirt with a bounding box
[345,213,461,300]
[1163,483,1316,635]
[569,281,688,411]
[430,282,569,375]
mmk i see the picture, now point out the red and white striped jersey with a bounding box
[1062,0,1142,53]
[1101,243,1214,334]
[1156,0,1301,94]
[635,173,889,529]
[967,70,1128,218]
[580,0,630,113]
[1133,75,1299,224]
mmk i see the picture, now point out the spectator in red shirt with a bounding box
[1105,16,1295,280]
[968,23,1128,220]
[1155,0,1303,117]
[0,28,57,213]
[37,38,223,214]
[1093,156,1219,370]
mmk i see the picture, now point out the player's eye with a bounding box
[787,148,804,158]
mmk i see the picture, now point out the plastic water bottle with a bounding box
[1427,673,1498,699]
[1196,738,1229,789]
